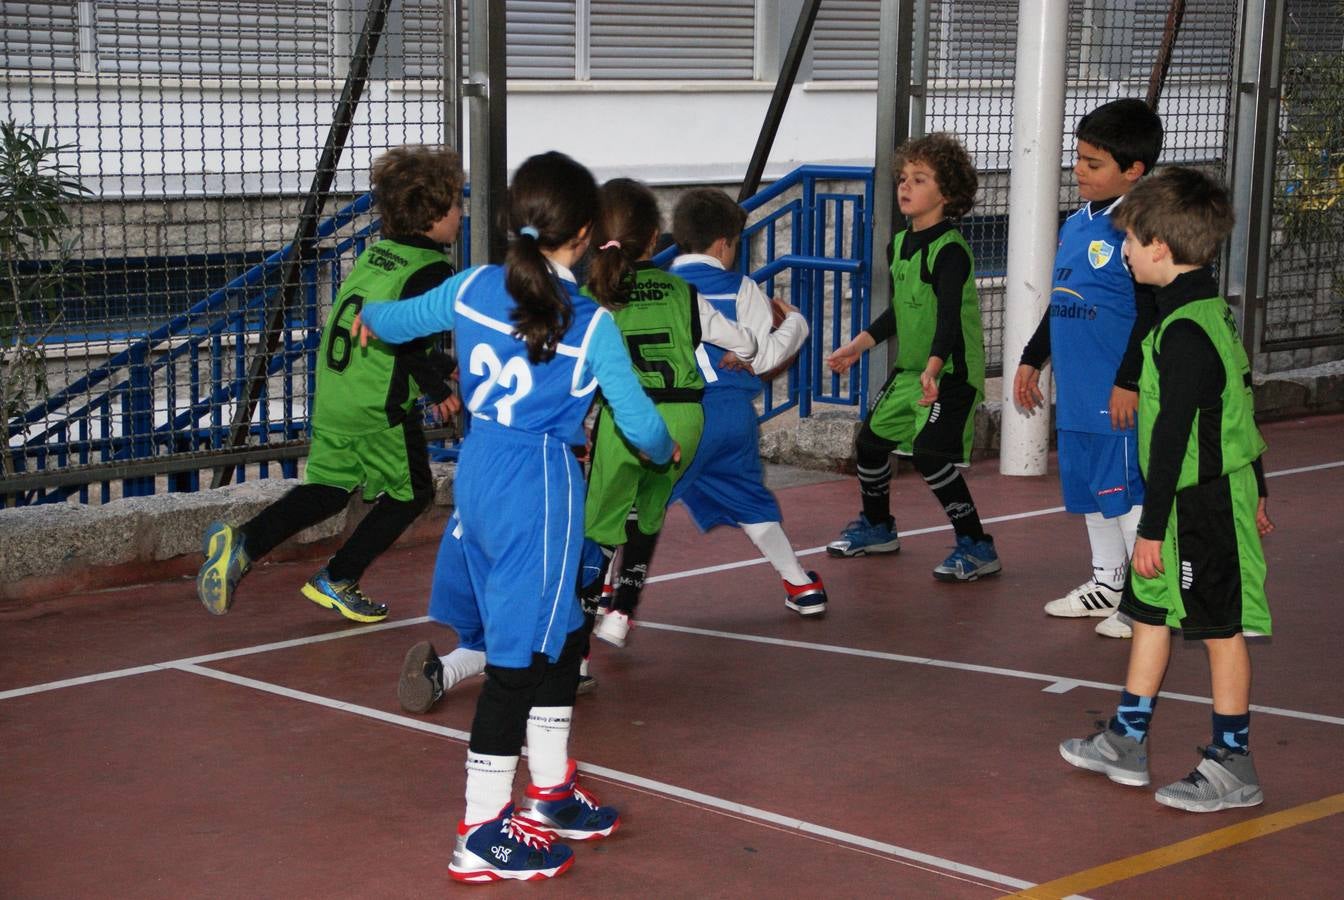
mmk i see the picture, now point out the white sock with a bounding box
[1084,512,1128,589]
[442,647,487,692]
[1118,505,1142,556]
[525,706,572,789]
[464,751,518,825]
[741,521,810,585]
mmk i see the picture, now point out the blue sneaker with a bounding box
[448,804,575,883]
[300,568,388,623]
[826,514,901,557]
[519,760,620,840]
[932,534,1001,582]
[196,521,251,615]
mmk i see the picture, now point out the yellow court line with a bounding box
[1007,792,1344,899]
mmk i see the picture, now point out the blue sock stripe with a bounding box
[1212,711,1250,751]
[1112,691,1157,742]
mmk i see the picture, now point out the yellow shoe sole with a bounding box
[299,581,388,623]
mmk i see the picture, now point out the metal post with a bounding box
[467,0,508,264]
[738,0,822,202]
[1224,0,1285,357]
[869,0,916,406]
[443,0,464,271]
[999,0,1068,477]
[909,0,930,139]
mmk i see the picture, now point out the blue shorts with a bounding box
[1057,429,1145,517]
[428,419,585,668]
[669,388,781,531]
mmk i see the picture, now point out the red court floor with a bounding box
[3,414,1343,898]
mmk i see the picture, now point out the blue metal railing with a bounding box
[6,165,872,505]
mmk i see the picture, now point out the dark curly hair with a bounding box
[370,145,464,237]
[892,133,978,220]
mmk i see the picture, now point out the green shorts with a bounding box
[585,401,703,545]
[304,420,428,503]
[866,370,979,463]
[1121,464,1270,639]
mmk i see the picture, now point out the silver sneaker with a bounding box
[1155,746,1263,812]
[1060,723,1151,786]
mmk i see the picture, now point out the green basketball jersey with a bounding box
[889,227,985,390]
[312,238,448,435]
[586,264,705,402]
[1138,295,1267,486]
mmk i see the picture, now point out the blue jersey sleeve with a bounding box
[359,267,477,344]
[585,313,675,464]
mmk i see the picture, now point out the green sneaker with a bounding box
[1059,722,1151,786]
[197,521,251,615]
[1155,746,1263,812]
[301,569,388,623]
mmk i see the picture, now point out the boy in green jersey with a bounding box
[826,133,998,582]
[1060,167,1276,813]
[196,146,465,623]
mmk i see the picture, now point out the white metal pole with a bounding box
[1000,0,1068,477]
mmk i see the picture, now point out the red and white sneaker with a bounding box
[783,570,827,616]
[518,760,620,841]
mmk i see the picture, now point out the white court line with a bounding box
[636,623,1344,727]
[174,661,1032,892]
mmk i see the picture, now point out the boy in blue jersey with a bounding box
[355,152,676,882]
[1014,98,1163,639]
[612,187,826,617]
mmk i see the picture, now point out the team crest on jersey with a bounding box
[1087,239,1115,269]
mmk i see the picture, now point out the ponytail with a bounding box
[504,152,600,363]
[586,178,662,310]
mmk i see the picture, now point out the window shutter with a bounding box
[94,1,331,77]
[2,1,80,71]
[590,0,754,80]
[404,0,573,80]
[1127,0,1238,79]
[812,0,880,81]
[931,1,1018,81]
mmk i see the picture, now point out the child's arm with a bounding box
[694,289,757,361]
[827,305,895,374]
[1013,312,1051,412]
[352,267,476,346]
[585,312,677,465]
[396,262,461,420]
[1109,281,1159,429]
[734,278,808,375]
[1131,320,1223,578]
[918,238,973,406]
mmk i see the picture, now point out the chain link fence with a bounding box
[1264,0,1344,364]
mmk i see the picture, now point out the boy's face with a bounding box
[1122,228,1163,286]
[1074,140,1144,202]
[897,160,946,226]
[426,197,463,245]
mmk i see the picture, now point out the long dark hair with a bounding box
[504,151,600,362]
[586,178,661,310]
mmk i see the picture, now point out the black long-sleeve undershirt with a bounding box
[387,235,457,406]
[1137,268,1266,541]
[867,220,971,366]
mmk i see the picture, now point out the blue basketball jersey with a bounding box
[670,259,766,398]
[451,266,601,440]
[1050,199,1138,435]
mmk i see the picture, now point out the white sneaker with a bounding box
[1044,579,1122,618]
[1094,611,1133,639]
[593,610,630,648]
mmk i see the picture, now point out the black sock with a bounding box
[914,454,985,541]
[612,520,659,616]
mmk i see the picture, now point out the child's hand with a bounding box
[770,297,800,325]
[351,312,378,347]
[718,352,753,372]
[918,368,939,406]
[1013,364,1044,412]
[1131,537,1164,579]
[428,394,461,424]
[1255,497,1275,536]
[670,442,682,465]
[827,342,862,374]
[1109,386,1138,430]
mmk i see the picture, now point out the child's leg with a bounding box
[1125,620,1172,697]
[611,517,658,616]
[240,482,350,559]
[912,452,985,540]
[326,491,430,582]
[1084,512,1129,590]
[856,425,899,526]
[1206,635,1252,749]
[741,520,810,585]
